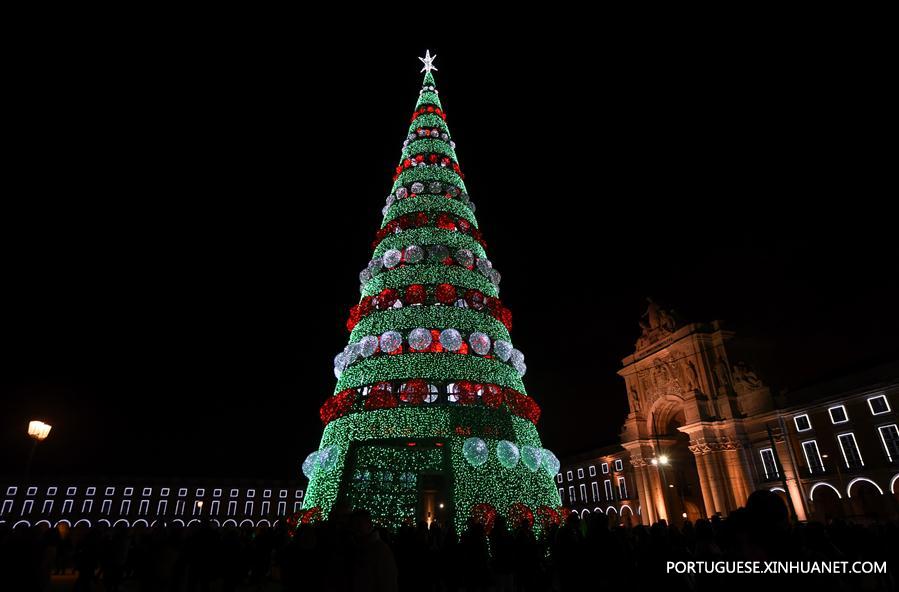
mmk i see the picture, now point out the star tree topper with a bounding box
[419,50,437,73]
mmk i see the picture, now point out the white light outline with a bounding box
[837,432,865,468]
[809,482,842,501]
[801,439,825,474]
[867,394,891,416]
[793,413,812,432]
[846,477,884,498]
[828,404,849,424]
[877,424,899,462]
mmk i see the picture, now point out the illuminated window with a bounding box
[42,500,53,514]
[829,405,849,424]
[157,500,167,515]
[6,486,17,496]
[618,477,628,498]
[62,499,73,514]
[558,488,564,501]
[801,440,824,474]
[280,490,288,499]
[195,489,205,497]
[601,463,609,474]
[47,487,58,496]
[245,501,254,515]
[589,465,596,477]
[246,490,256,498]
[86,487,96,496]
[175,501,185,516]
[227,501,237,516]
[123,487,133,496]
[878,424,899,462]
[82,500,93,513]
[566,471,573,481]
[67,487,77,496]
[261,501,270,515]
[193,501,203,516]
[142,488,152,497]
[101,500,112,515]
[568,486,575,501]
[27,487,37,496]
[178,488,187,497]
[104,487,115,496]
[278,501,287,516]
[614,459,624,472]
[579,484,587,502]
[160,488,170,496]
[759,448,779,479]
[868,395,891,416]
[229,489,239,498]
[294,501,302,512]
[213,489,222,498]
[556,474,562,484]
[1,500,13,516]
[604,480,613,500]
[591,482,600,502]
[23,500,34,515]
[138,500,149,515]
[120,500,131,515]
[210,501,220,516]
[793,414,812,432]
[295,490,303,499]
[837,432,864,468]
[263,489,272,499]
[577,468,584,479]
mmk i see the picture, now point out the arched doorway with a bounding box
[809,482,844,522]
[650,404,706,525]
[847,478,887,522]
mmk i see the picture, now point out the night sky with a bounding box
[3,38,896,481]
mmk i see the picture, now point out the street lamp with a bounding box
[658,455,670,465]
[25,420,52,487]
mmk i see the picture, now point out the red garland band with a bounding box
[411,104,447,122]
[470,502,497,534]
[393,154,463,182]
[346,288,512,332]
[319,383,540,426]
[373,212,483,250]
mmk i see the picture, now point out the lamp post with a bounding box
[25,420,52,485]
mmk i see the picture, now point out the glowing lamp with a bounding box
[28,421,52,441]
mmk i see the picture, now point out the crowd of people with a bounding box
[1,490,896,591]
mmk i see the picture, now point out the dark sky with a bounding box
[2,36,896,481]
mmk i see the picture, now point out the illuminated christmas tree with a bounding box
[301,51,561,531]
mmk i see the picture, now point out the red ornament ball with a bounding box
[404,284,427,305]
[435,283,457,305]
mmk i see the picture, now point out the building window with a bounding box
[577,468,584,479]
[86,487,96,496]
[614,459,624,472]
[829,405,849,424]
[193,501,203,516]
[601,463,609,474]
[868,395,891,416]
[568,486,575,502]
[801,440,825,474]
[23,500,34,515]
[62,499,73,514]
[295,490,303,499]
[294,501,302,512]
[120,500,131,515]
[261,501,270,515]
[157,500,168,515]
[142,488,152,497]
[26,487,37,496]
[67,487,77,496]
[759,448,779,479]
[42,500,54,514]
[1,500,13,516]
[227,501,237,516]
[124,487,133,496]
[230,489,239,498]
[263,489,272,499]
[101,500,112,515]
[47,487,58,496]
[245,501,254,515]
[578,484,586,502]
[175,501,185,516]
[566,471,573,481]
[247,490,256,498]
[196,488,205,497]
[278,501,287,516]
[558,488,564,501]
[556,474,562,484]
[213,489,222,498]
[618,477,628,499]
[104,487,115,496]
[878,424,899,462]
[591,482,600,502]
[589,465,596,477]
[6,486,18,496]
[210,501,220,516]
[160,488,170,497]
[139,500,149,515]
[604,480,613,500]
[178,488,187,497]
[793,414,812,432]
[837,432,865,468]
[82,500,93,514]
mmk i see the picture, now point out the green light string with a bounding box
[373,228,486,259]
[406,113,449,136]
[381,196,478,230]
[362,265,498,298]
[334,352,526,395]
[349,306,510,344]
[392,166,465,195]
[401,138,457,161]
